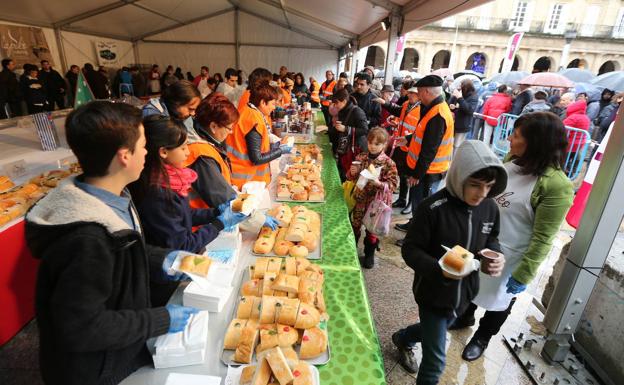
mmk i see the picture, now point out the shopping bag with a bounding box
[362,185,393,236]
[342,180,357,212]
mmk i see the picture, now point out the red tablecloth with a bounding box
[0,219,39,345]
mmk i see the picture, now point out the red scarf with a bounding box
[160,164,198,197]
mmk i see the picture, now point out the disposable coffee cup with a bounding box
[352,161,361,166]
[479,248,503,276]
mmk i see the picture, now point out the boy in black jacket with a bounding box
[393,140,508,385]
[25,101,198,385]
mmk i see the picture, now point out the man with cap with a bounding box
[320,70,336,128]
[374,85,421,212]
[353,72,382,137]
[394,75,454,245]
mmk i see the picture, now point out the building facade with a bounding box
[364,0,624,78]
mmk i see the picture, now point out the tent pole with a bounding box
[235,8,240,69]
[132,41,140,66]
[383,11,401,85]
[54,28,68,74]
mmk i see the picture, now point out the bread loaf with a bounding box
[262,272,277,296]
[272,274,300,294]
[254,227,277,254]
[273,240,294,256]
[237,296,258,319]
[259,295,279,324]
[288,245,309,258]
[224,318,248,349]
[294,302,320,329]
[241,279,263,296]
[275,297,300,326]
[250,357,271,385]
[443,245,474,273]
[292,361,313,385]
[234,323,259,364]
[254,257,271,278]
[240,365,256,385]
[264,347,294,385]
[179,254,212,277]
[232,193,257,213]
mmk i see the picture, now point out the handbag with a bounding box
[334,107,355,155]
[362,184,393,236]
[339,128,360,173]
[342,180,357,212]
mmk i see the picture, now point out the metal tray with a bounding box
[220,269,330,367]
[250,213,323,260]
[224,363,320,385]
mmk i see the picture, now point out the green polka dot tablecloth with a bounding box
[298,111,386,385]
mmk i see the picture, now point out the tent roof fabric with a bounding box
[0,0,488,50]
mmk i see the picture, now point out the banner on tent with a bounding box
[501,32,523,73]
[0,24,54,66]
[95,41,119,66]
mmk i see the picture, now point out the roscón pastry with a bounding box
[443,245,474,273]
[178,254,212,277]
[232,193,257,214]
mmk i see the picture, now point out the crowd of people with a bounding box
[13,57,620,385]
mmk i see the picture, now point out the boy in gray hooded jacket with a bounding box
[393,140,508,384]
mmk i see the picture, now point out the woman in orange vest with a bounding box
[226,83,293,190]
[184,93,239,209]
[320,70,336,127]
[309,77,321,108]
[238,67,273,111]
[282,77,294,107]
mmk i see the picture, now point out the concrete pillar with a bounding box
[54,28,68,73]
[420,42,434,73]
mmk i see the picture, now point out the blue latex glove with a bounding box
[217,204,248,230]
[280,144,293,154]
[165,304,199,333]
[506,276,527,294]
[263,215,279,230]
[162,251,186,281]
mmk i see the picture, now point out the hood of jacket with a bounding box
[566,99,587,116]
[26,177,134,259]
[446,140,507,202]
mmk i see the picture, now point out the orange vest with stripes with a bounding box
[183,141,232,209]
[310,81,320,103]
[395,102,421,152]
[226,104,271,189]
[320,80,336,106]
[406,102,454,174]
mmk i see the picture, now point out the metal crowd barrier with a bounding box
[474,112,592,180]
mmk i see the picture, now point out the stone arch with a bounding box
[431,50,451,70]
[533,56,555,72]
[498,55,521,72]
[598,60,620,75]
[364,45,385,69]
[465,51,488,74]
[400,48,419,71]
[567,58,589,69]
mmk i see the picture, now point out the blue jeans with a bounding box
[397,308,455,385]
[409,174,445,218]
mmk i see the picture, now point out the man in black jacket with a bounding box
[510,84,533,115]
[0,58,23,118]
[39,60,66,110]
[392,140,507,384]
[25,101,197,385]
[352,72,382,134]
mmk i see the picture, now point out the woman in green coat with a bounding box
[454,112,574,361]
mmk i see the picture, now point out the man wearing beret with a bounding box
[394,75,455,246]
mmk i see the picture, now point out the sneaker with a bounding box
[395,222,410,232]
[392,331,419,374]
[395,238,405,247]
[400,204,412,215]
[392,199,407,208]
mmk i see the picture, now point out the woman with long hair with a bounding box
[453,112,574,362]
[293,72,308,105]
[130,115,247,254]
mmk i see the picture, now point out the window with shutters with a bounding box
[613,8,624,38]
[544,4,565,33]
[510,1,529,31]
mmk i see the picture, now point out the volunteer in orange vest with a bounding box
[282,77,294,107]
[309,76,321,108]
[184,92,239,210]
[227,83,293,190]
[238,67,273,111]
[320,70,336,127]
[374,86,421,212]
[394,75,454,245]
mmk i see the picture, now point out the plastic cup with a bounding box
[480,249,503,276]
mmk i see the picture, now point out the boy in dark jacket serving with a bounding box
[25,101,198,385]
[393,140,508,385]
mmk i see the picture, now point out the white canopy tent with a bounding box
[0,0,488,81]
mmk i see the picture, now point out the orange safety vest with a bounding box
[225,103,272,189]
[183,141,232,209]
[238,89,250,111]
[320,80,336,106]
[406,102,454,174]
[281,88,292,107]
[395,102,421,152]
[310,81,320,103]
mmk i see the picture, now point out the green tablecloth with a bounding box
[298,112,386,384]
